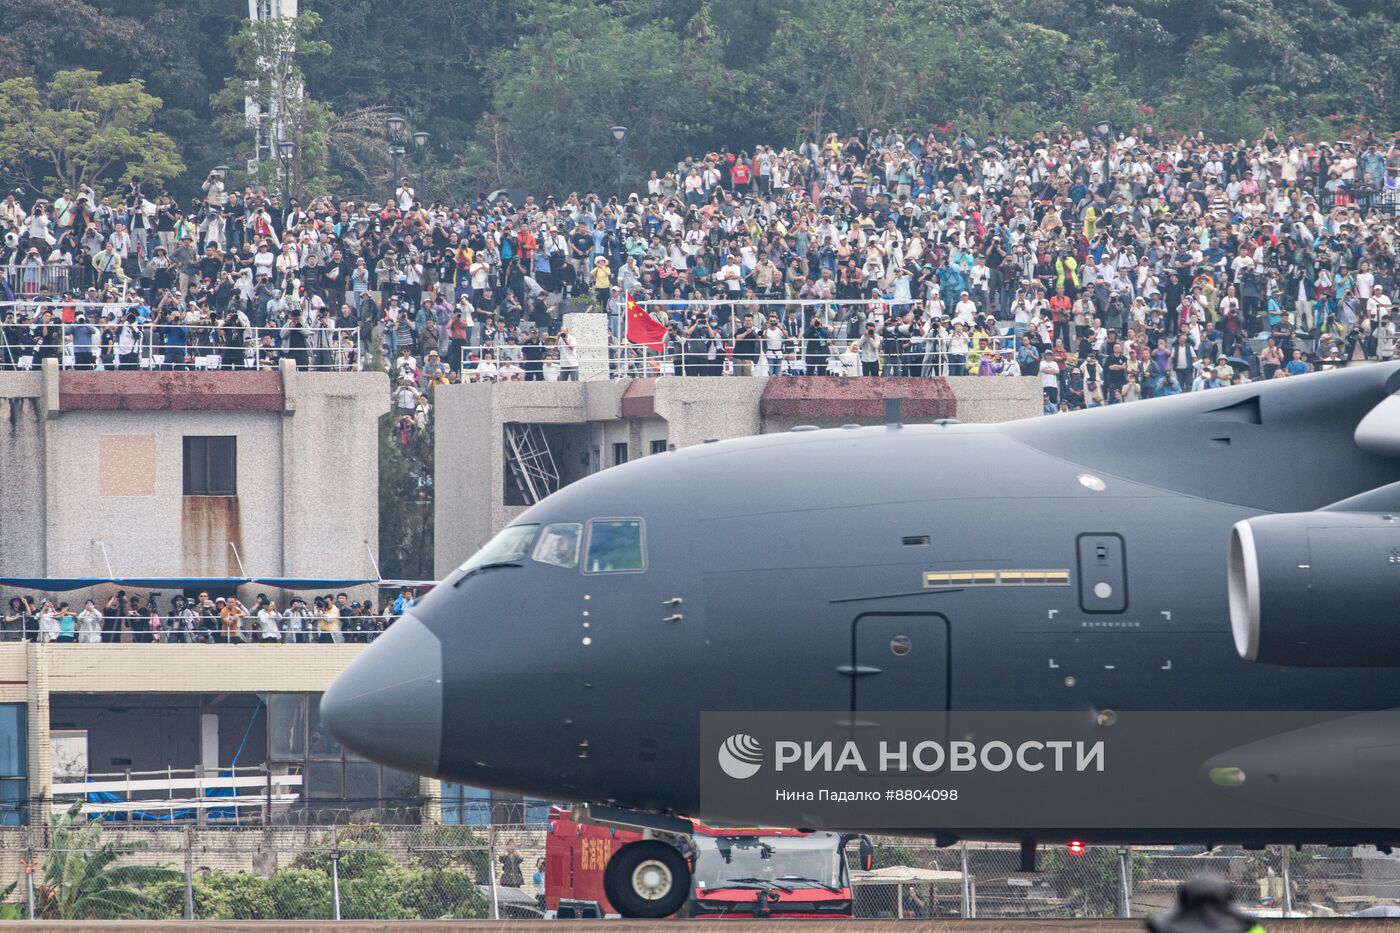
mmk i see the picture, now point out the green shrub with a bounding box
[394,868,488,919]
[340,867,413,920]
[266,869,332,920]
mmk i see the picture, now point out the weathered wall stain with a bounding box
[181,495,243,578]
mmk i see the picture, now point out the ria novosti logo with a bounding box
[717,733,764,779]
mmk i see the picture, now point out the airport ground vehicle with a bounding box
[544,806,871,918]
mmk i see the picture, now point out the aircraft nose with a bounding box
[321,613,443,777]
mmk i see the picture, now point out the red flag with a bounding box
[625,294,667,351]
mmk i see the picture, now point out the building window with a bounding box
[440,783,550,825]
[265,693,424,823]
[0,704,27,825]
[650,440,668,455]
[612,442,629,467]
[183,436,237,496]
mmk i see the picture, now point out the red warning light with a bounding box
[1067,840,1087,856]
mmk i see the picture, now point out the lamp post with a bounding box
[610,125,627,199]
[412,131,430,209]
[386,114,407,205]
[1094,120,1114,144]
[276,140,297,201]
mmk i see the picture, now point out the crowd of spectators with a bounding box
[1,589,420,644]
[0,124,1396,419]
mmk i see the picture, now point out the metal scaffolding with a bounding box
[504,423,561,505]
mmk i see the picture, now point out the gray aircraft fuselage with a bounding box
[324,362,1400,845]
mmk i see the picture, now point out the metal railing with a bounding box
[0,315,363,373]
[456,332,1020,381]
[1,262,88,298]
[0,613,390,644]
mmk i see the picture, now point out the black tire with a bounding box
[602,840,691,919]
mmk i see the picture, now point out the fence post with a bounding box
[959,841,970,919]
[183,825,195,920]
[487,822,500,920]
[23,845,35,920]
[1280,846,1293,917]
[1117,846,1132,918]
[330,827,342,921]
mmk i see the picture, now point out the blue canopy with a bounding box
[254,578,377,589]
[0,578,109,592]
[0,576,385,593]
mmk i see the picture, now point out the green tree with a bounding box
[36,801,182,920]
[148,872,275,921]
[483,0,734,193]
[394,868,489,919]
[0,68,184,193]
[211,11,336,197]
[379,410,435,582]
[265,868,332,920]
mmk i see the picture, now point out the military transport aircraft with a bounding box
[323,362,1400,918]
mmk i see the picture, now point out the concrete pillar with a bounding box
[421,776,442,823]
[563,312,609,381]
[25,643,50,831]
[200,712,220,772]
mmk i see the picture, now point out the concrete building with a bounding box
[433,375,1040,577]
[1,359,388,600]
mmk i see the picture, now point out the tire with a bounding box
[602,840,691,919]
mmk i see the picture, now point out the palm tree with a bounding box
[37,801,181,919]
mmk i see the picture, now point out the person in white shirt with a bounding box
[1038,355,1061,404]
[557,327,578,381]
[1375,312,1396,362]
[256,598,283,644]
[396,178,416,211]
[954,291,977,325]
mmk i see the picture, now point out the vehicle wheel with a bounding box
[602,840,691,919]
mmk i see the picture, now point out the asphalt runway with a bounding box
[12,922,1400,932]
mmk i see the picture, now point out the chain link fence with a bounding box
[852,840,1400,920]
[0,818,545,921]
[2,816,1400,920]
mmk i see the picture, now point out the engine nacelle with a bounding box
[1229,512,1400,666]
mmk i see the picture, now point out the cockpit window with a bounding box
[532,523,582,568]
[584,520,645,573]
[456,524,538,575]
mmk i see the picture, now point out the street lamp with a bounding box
[277,140,297,200]
[610,125,627,199]
[1094,120,1114,141]
[386,114,407,204]
[412,131,430,207]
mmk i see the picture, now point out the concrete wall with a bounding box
[0,361,388,602]
[434,375,1040,570]
[0,374,47,579]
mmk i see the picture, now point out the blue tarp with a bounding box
[0,576,383,592]
[0,578,109,591]
[252,578,377,589]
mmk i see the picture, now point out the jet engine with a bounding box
[1229,511,1400,666]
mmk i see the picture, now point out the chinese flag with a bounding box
[625,294,667,351]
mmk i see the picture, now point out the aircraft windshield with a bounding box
[584,520,645,573]
[692,835,842,891]
[456,524,538,575]
[532,524,581,568]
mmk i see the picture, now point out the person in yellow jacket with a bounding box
[1055,252,1079,293]
[1083,203,1100,240]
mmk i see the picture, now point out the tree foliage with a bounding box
[0,69,184,192]
[37,801,182,920]
[211,11,336,197]
[0,0,1396,198]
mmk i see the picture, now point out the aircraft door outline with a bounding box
[849,612,950,713]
